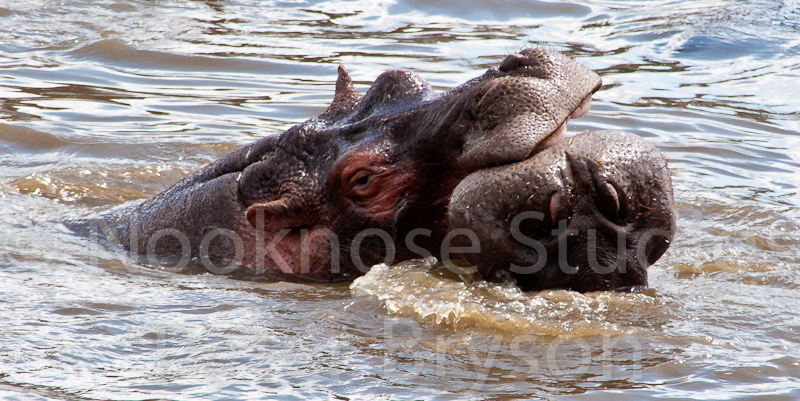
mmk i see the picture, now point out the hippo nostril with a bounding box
[597,181,622,222]
[497,50,551,78]
[498,53,526,73]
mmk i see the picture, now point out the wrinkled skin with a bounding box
[91,48,674,291]
[448,130,675,292]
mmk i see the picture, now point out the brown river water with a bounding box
[1,0,799,400]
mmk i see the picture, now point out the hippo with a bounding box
[448,130,674,292]
[88,48,675,292]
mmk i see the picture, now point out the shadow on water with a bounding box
[0,0,799,399]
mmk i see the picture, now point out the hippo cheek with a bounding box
[448,130,676,293]
[241,206,376,282]
[243,200,345,281]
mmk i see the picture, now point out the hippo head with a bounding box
[231,48,600,279]
[113,48,674,291]
[448,130,676,292]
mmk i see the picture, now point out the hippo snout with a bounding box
[448,130,676,292]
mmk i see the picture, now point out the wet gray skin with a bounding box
[448,130,676,292]
[84,48,671,287]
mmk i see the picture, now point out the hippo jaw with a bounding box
[448,130,676,292]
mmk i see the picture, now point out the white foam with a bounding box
[350,257,663,336]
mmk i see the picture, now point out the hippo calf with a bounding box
[89,48,675,292]
[449,130,674,292]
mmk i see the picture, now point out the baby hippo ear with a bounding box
[245,198,318,232]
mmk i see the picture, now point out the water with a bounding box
[1,0,799,399]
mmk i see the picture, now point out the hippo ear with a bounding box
[335,65,358,99]
[321,65,362,119]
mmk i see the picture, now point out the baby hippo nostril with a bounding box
[597,181,621,222]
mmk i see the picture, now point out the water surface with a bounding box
[1,0,799,400]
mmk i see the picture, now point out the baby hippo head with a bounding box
[448,130,675,292]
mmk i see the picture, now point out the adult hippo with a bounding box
[90,48,675,292]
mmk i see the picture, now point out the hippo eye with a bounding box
[354,174,370,187]
[349,170,377,197]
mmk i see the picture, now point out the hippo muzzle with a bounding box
[448,130,676,292]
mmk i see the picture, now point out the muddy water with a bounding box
[1,0,799,399]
